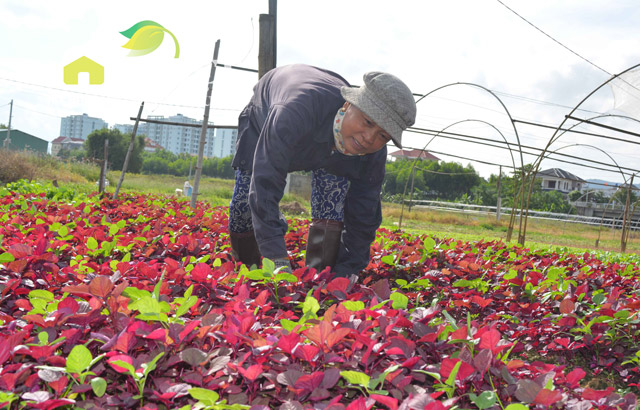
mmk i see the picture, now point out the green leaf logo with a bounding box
[120,20,180,58]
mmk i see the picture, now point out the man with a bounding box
[229,64,416,277]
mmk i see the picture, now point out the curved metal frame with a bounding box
[411,83,525,238]
[518,62,640,245]
[539,143,629,247]
[397,119,518,228]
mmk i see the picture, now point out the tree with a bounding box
[140,150,235,179]
[85,129,145,173]
[612,187,639,205]
[568,190,583,202]
[0,124,7,129]
[57,147,83,161]
[568,189,607,203]
[383,159,483,200]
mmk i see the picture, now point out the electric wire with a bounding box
[0,77,241,112]
[495,0,640,104]
[491,90,605,115]
[405,127,640,175]
[14,104,61,119]
[411,120,640,149]
[495,0,611,76]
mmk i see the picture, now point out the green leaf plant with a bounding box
[35,344,105,400]
[239,257,298,306]
[109,352,164,406]
[174,388,249,410]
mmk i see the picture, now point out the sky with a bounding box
[2,0,640,183]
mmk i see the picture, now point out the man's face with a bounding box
[339,102,391,155]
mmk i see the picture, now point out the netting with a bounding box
[611,66,640,119]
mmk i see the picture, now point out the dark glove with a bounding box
[273,258,292,274]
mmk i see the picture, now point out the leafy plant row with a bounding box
[0,181,638,409]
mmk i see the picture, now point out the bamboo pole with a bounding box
[621,174,634,253]
[114,102,144,199]
[191,40,221,209]
[98,139,109,193]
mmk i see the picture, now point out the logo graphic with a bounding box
[63,56,104,85]
[120,20,180,58]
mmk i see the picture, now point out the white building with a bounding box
[213,127,238,158]
[60,113,108,140]
[143,114,236,158]
[536,168,586,194]
[51,136,84,157]
[112,123,134,135]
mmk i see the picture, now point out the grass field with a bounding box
[93,173,640,255]
[381,203,640,254]
[2,149,638,255]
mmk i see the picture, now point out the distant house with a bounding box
[51,136,85,156]
[536,168,586,194]
[389,149,439,161]
[144,137,164,153]
[0,129,48,155]
[584,180,638,198]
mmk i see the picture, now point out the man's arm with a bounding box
[249,104,307,260]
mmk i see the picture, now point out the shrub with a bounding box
[0,149,39,183]
[69,160,102,182]
[0,149,88,185]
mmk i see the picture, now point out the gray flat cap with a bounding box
[341,71,416,148]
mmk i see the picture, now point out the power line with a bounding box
[565,115,640,139]
[0,77,241,112]
[3,74,607,127]
[401,145,516,170]
[129,117,238,129]
[513,119,640,146]
[494,0,640,106]
[413,88,606,117]
[1,77,204,108]
[385,163,478,177]
[409,128,639,175]
[216,63,258,73]
[15,104,62,119]
[411,120,640,152]
[494,0,611,76]
[491,90,605,115]
[405,127,640,175]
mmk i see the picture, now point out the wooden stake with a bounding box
[98,138,109,193]
[114,102,144,199]
[496,165,502,221]
[191,40,221,209]
[621,174,634,253]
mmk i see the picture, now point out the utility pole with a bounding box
[258,1,277,78]
[114,101,144,199]
[269,0,277,68]
[191,40,221,209]
[3,99,12,148]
